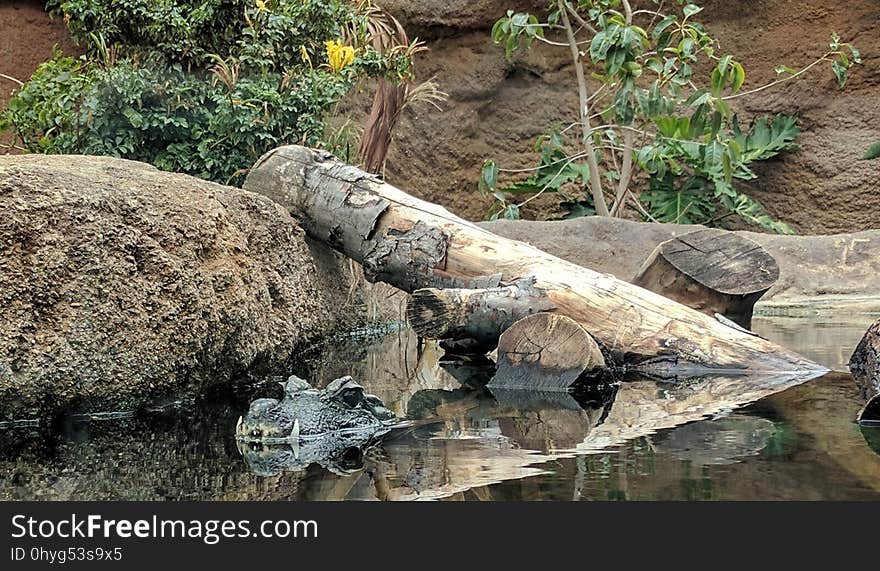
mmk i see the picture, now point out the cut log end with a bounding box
[633,228,779,328]
[407,288,459,340]
[489,313,606,391]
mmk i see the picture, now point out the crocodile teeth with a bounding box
[291,419,300,460]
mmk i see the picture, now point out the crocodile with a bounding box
[235,375,397,476]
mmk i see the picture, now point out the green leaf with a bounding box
[502,204,520,220]
[717,55,732,77]
[480,159,498,192]
[122,107,144,128]
[862,142,880,160]
[847,43,862,64]
[704,140,725,174]
[641,174,715,224]
[652,16,677,40]
[710,67,725,96]
[685,89,711,107]
[831,59,848,88]
[683,4,704,19]
[730,62,745,93]
[722,193,795,234]
[491,18,508,43]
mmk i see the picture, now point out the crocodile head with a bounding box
[235,375,396,476]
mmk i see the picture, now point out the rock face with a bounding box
[378,0,546,32]
[0,155,334,420]
[850,320,880,401]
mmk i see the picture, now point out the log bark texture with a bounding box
[850,318,880,402]
[406,277,555,349]
[632,228,779,329]
[489,313,606,391]
[244,146,826,375]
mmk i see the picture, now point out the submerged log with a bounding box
[850,318,880,401]
[406,277,555,350]
[488,313,605,391]
[244,146,825,375]
[632,228,779,329]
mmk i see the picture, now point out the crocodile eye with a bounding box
[339,387,365,408]
[337,447,364,470]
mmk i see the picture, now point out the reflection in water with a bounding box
[1,315,879,501]
[752,313,878,371]
[862,427,880,456]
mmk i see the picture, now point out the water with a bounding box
[1,314,879,501]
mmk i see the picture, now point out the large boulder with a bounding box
[0,155,337,420]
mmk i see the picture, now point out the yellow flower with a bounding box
[255,0,268,13]
[325,40,356,73]
[300,45,313,69]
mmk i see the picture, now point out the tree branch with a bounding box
[610,130,634,217]
[558,0,609,216]
[563,1,597,36]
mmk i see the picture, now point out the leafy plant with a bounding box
[3,1,415,184]
[481,1,860,233]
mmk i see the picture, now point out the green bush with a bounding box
[1,1,411,184]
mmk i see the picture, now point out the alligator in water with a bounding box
[235,375,397,476]
[234,364,623,477]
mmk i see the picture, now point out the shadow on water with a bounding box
[2,313,880,501]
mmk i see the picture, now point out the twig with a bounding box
[610,130,634,217]
[627,190,659,223]
[723,53,831,100]
[516,154,581,209]
[499,151,589,173]
[609,1,636,218]
[563,1,597,36]
[0,72,23,86]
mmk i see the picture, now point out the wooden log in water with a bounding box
[406,277,555,350]
[488,313,606,391]
[244,145,825,376]
[632,228,779,329]
[850,318,880,424]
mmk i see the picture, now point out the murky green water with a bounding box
[2,313,879,501]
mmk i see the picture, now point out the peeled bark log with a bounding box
[488,313,606,391]
[244,146,826,376]
[406,277,555,349]
[632,228,779,329]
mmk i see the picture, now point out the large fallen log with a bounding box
[244,146,826,375]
